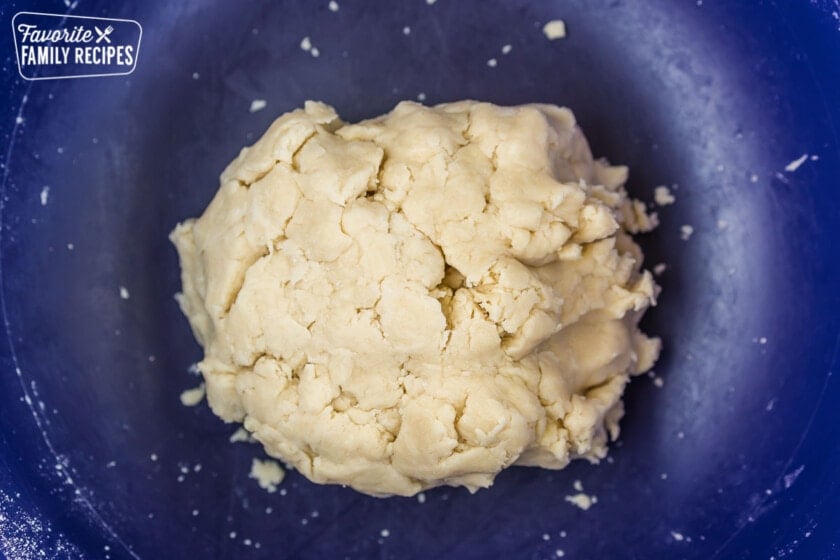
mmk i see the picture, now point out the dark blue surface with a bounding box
[1,1,839,558]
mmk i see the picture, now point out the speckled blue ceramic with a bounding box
[1,1,838,558]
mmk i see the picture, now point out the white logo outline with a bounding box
[11,11,142,81]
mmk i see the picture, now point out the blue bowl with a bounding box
[1,1,839,558]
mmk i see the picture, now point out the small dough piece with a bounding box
[653,185,675,206]
[179,384,206,407]
[171,100,661,497]
[543,20,567,40]
[249,458,285,493]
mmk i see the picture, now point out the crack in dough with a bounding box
[171,100,661,497]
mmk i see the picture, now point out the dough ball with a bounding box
[171,100,660,497]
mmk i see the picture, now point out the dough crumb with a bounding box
[230,427,252,443]
[653,185,675,206]
[565,492,597,510]
[249,99,267,113]
[567,480,598,510]
[249,458,285,493]
[653,263,667,276]
[40,186,50,206]
[750,173,759,183]
[501,44,512,55]
[671,531,685,542]
[555,551,565,558]
[380,529,390,538]
[487,58,498,67]
[543,19,567,40]
[328,0,339,11]
[784,154,809,172]
[716,219,729,230]
[417,492,426,504]
[119,286,130,300]
[680,224,694,241]
[300,36,312,51]
[653,376,664,388]
[179,384,206,407]
[402,25,411,35]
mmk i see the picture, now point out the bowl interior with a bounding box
[1,1,839,558]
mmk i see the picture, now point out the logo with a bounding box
[12,12,142,80]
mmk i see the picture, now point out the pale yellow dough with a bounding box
[171,100,661,497]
